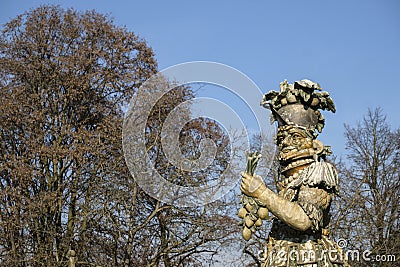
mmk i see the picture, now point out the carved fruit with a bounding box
[248,212,257,222]
[238,207,247,219]
[257,207,269,219]
[255,218,263,227]
[245,203,253,212]
[310,97,320,107]
[286,93,297,103]
[245,216,254,228]
[242,227,252,241]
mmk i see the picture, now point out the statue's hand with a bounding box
[240,172,267,198]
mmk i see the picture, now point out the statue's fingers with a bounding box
[241,172,252,179]
[240,183,246,193]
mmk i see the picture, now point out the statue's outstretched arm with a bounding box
[241,172,312,231]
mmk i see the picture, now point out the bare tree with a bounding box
[0,6,245,266]
[125,80,242,266]
[0,5,156,266]
[331,108,400,266]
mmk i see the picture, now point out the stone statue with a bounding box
[239,80,349,266]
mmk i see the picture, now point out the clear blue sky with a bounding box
[1,0,399,157]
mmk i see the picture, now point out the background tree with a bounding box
[117,78,242,266]
[0,5,157,266]
[331,108,400,266]
[0,5,244,266]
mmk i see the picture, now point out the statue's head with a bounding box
[261,79,335,174]
[276,125,322,161]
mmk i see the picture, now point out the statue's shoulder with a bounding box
[303,161,338,191]
[288,161,338,192]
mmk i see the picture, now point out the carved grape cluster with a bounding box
[238,195,268,240]
[239,151,268,241]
